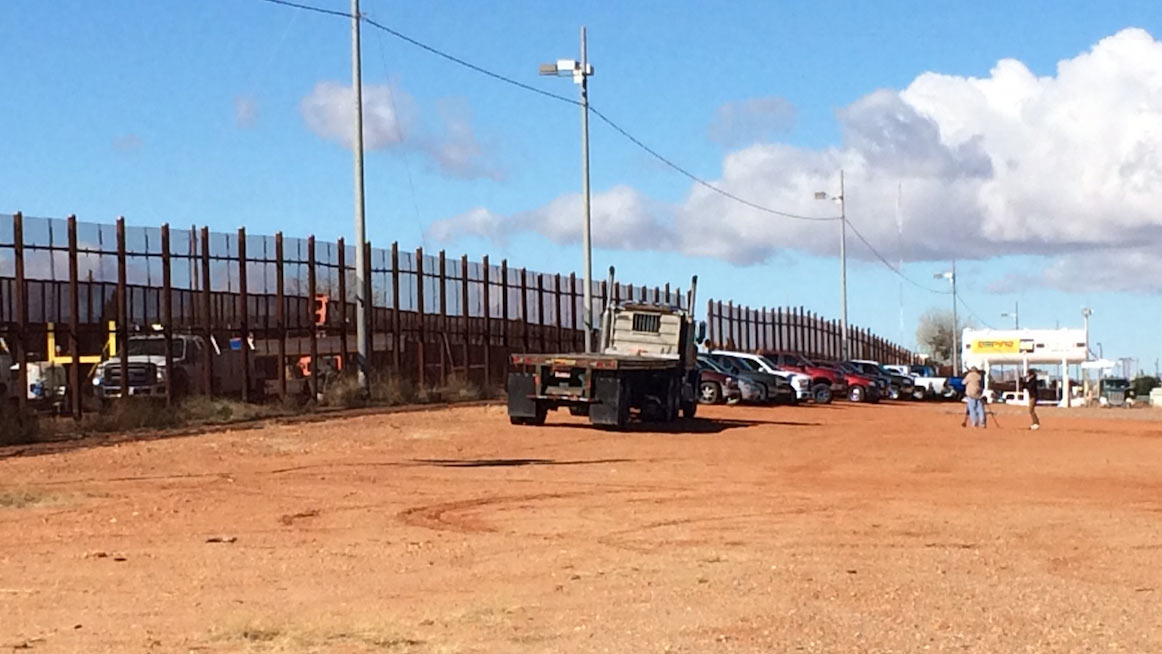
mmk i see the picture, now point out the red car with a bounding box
[813,360,881,403]
[763,351,847,404]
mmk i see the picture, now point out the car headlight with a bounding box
[155,368,166,382]
[92,375,102,386]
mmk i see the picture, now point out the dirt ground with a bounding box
[3,401,1162,653]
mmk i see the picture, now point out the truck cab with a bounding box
[93,333,256,400]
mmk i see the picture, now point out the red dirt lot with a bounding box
[3,402,1162,653]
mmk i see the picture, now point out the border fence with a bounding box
[1,212,913,421]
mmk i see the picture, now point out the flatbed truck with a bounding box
[507,274,703,429]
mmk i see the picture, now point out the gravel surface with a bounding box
[2,402,1161,653]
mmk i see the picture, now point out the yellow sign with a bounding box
[969,338,1033,355]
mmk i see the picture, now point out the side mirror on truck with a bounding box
[697,321,707,344]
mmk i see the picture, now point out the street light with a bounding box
[934,263,958,373]
[815,170,847,359]
[1081,307,1092,360]
[541,28,596,352]
[1000,301,1019,329]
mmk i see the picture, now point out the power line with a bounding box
[588,106,839,222]
[957,295,995,329]
[844,219,951,295]
[360,16,582,108]
[259,1,842,223]
[256,0,350,19]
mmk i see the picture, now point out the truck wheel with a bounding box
[681,400,697,419]
[510,403,547,426]
[848,385,866,403]
[811,383,833,404]
[757,384,770,404]
[699,381,722,405]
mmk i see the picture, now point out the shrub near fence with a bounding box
[0,212,914,422]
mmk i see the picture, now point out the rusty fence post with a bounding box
[199,227,213,395]
[391,242,401,373]
[13,213,27,414]
[67,215,82,420]
[275,232,286,398]
[116,217,129,403]
[415,247,426,389]
[337,238,349,369]
[308,236,319,398]
[500,259,509,350]
[460,254,470,381]
[237,228,250,403]
[481,254,491,389]
[161,224,173,407]
[520,268,529,353]
[438,250,447,385]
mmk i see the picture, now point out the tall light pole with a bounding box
[1001,301,1019,329]
[815,171,847,359]
[934,263,958,372]
[1081,307,1092,360]
[351,0,370,388]
[540,28,595,351]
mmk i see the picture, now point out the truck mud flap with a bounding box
[589,375,628,427]
[506,372,539,418]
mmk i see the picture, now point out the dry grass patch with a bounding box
[0,488,53,509]
[216,615,427,653]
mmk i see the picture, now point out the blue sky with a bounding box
[3,0,1162,372]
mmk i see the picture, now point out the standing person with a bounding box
[1023,368,1041,430]
[963,366,985,428]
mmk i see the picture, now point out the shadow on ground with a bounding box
[412,458,633,468]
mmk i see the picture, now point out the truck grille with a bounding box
[104,363,157,387]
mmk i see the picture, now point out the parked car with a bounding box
[708,351,810,403]
[895,364,950,400]
[694,357,744,405]
[819,361,882,403]
[703,353,797,404]
[851,360,915,400]
[761,351,845,404]
[843,361,897,399]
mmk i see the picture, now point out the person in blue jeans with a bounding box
[963,366,985,428]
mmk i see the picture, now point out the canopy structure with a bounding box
[1081,358,1118,371]
[962,328,1089,407]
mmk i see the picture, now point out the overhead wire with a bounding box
[257,0,957,293]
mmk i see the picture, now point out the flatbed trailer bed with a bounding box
[510,352,681,371]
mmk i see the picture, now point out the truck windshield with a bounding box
[127,339,185,358]
[734,358,763,372]
[1104,379,1130,390]
[698,357,728,374]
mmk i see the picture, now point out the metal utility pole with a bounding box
[352,0,370,388]
[951,260,958,373]
[1002,301,1019,329]
[1081,307,1092,360]
[839,171,848,360]
[816,172,848,359]
[540,28,595,351]
[579,26,594,352]
[934,263,958,372]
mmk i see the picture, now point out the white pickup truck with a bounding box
[884,364,949,400]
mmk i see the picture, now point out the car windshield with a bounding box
[734,357,764,372]
[698,357,727,374]
[757,356,781,371]
[126,338,185,358]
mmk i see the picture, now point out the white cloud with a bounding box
[990,248,1162,294]
[235,95,258,128]
[430,28,1162,292]
[708,97,796,146]
[112,134,142,153]
[300,81,501,180]
[429,185,676,250]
